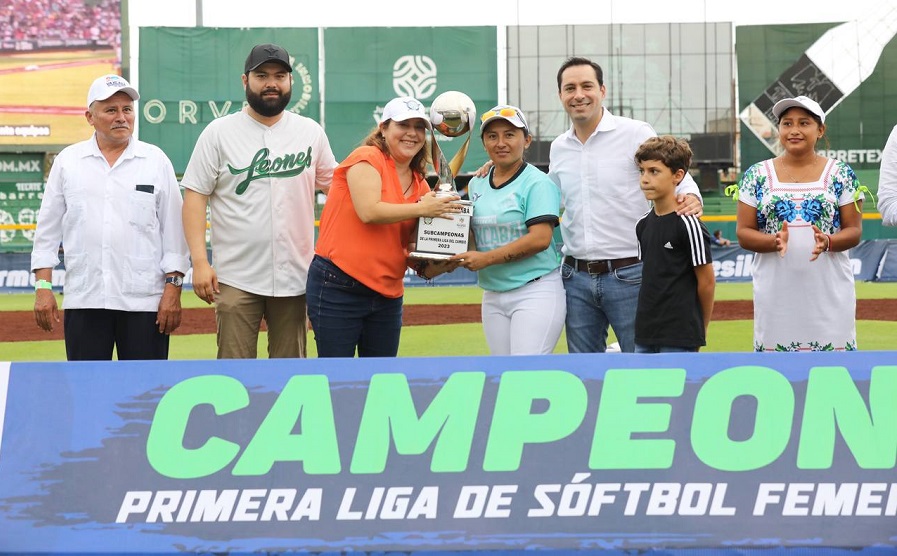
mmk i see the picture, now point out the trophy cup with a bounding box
[408,91,476,260]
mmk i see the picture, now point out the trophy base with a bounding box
[408,252,456,261]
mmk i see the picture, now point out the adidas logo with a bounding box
[664,241,674,249]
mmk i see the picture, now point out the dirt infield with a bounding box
[2,300,896,342]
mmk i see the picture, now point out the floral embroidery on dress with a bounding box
[800,196,824,224]
[737,159,862,236]
[758,340,857,352]
[772,198,797,223]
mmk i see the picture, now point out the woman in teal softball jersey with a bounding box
[451,105,565,355]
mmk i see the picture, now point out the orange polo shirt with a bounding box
[315,146,430,298]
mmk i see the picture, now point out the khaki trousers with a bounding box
[215,283,307,359]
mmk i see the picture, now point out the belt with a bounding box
[564,256,640,275]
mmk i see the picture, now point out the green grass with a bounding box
[4,282,897,309]
[2,282,895,361]
[0,324,589,361]
[403,285,481,305]
[0,285,481,311]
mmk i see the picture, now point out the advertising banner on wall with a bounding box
[323,27,497,172]
[0,180,41,253]
[4,240,897,291]
[0,152,45,253]
[0,1,122,149]
[137,28,321,174]
[708,239,892,283]
[0,354,895,554]
[737,10,897,170]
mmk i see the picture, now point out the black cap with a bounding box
[244,43,292,74]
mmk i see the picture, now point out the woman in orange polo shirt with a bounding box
[307,96,461,357]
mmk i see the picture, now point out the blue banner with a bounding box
[880,241,897,281]
[6,240,897,292]
[7,239,897,292]
[709,239,897,282]
[1,353,896,554]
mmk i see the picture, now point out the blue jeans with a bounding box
[635,344,698,353]
[306,255,403,358]
[561,260,642,353]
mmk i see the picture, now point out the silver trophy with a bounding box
[409,91,476,260]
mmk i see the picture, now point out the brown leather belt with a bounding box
[564,256,640,275]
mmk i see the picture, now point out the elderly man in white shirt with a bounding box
[879,125,897,227]
[549,56,703,353]
[31,74,190,360]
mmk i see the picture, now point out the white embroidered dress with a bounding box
[737,158,862,351]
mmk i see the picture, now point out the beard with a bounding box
[245,86,291,117]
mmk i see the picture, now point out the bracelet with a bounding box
[34,279,53,291]
[825,234,833,252]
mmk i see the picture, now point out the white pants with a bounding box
[481,270,566,355]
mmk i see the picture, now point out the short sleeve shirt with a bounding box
[181,111,336,296]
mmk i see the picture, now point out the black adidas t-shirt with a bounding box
[634,210,713,348]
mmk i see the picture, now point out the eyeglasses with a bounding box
[481,107,520,122]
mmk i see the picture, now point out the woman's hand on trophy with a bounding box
[407,257,460,280]
[427,259,461,277]
[450,250,492,272]
[419,191,462,219]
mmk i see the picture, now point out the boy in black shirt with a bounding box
[634,136,715,352]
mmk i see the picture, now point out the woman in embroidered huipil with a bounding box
[735,96,865,352]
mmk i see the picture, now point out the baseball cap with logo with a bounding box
[87,74,139,108]
[381,97,431,129]
[772,95,826,124]
[244,43,293,74]
[479,105,530,136]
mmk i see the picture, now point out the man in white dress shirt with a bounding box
[878,124,897,227]
[31,74,190,360]
[549,56,704,353]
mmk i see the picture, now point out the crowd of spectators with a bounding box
[0,0,120,44]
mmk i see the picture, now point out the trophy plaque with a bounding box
[409,91,476,260]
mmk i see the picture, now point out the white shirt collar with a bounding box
[562,108,618,144]
[82,134,151,161]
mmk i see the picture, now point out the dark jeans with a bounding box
[306,255,403,358]
[64,309,169,361]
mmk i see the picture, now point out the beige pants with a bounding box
[215,283,307,359]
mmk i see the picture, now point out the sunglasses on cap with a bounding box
[481,107,522,122]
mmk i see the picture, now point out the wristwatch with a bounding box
[165,275,184,287]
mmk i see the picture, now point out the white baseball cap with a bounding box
[479,104,530,136]
[381,97,431,129]
[87,74,139,108]
[772,95,825,123]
